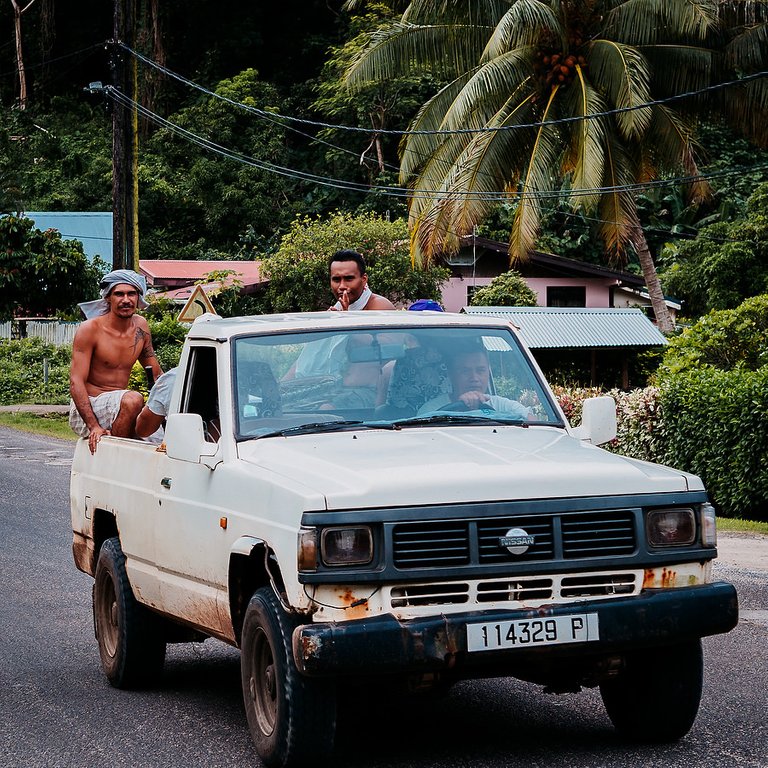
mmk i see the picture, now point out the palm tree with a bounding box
[343,0,768,332]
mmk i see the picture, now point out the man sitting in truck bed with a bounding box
[69,269,163,454]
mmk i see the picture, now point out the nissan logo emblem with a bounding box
[499,527,535,555]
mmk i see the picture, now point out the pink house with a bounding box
[440,237,679,321]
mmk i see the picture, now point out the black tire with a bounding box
[92,536,166,689]
[241,587,337,768]
[600,640,703,742]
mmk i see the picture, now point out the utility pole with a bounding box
[111,0,139,271]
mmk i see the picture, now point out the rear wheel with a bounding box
[241,587,336,767]
[600,640,703,742]
[92,537,166,688]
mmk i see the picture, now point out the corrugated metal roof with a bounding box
[461,306,668,348]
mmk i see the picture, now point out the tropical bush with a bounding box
[658,367,768,521]
[0,337,72,405]
[262,211,450,312]
[469,270,538,307]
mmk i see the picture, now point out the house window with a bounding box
[547,286,586,307]
[466,285,482,304]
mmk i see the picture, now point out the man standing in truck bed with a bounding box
[69,269,163,454]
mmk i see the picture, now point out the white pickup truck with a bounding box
[70,310,738,767]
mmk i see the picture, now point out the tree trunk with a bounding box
[630,222,674,334]
[11,0,27,109]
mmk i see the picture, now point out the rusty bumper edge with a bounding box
[294,581,738,676]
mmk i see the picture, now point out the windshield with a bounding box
[232,325,563,439]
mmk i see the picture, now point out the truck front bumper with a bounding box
[294,581,738,676]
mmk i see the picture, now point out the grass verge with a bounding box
[0,412,77,441]
[717,517,768,536]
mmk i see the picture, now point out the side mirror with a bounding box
[164,413,221,469]
[571,396,617,445]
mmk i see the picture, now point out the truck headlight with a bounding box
[321,526,373,566]
[646,508,696,547]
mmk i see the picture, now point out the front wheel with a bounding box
[92,536,166,689]
[600,640,703,742]
[241,587,337,768]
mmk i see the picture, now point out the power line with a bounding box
[120,43,768,137]
[0,43,102,81]
[107,84,768,204]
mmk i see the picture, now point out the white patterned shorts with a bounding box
[68,390,129,438]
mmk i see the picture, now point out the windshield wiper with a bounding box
[255,420,398,438]
[393,414,528,428]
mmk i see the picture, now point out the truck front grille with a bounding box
[389,571,639,609]
[391,509,635,570]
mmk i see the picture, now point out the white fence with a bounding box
[0,319,79,346]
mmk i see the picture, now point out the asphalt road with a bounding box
[1,427,767,768]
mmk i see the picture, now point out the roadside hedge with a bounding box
[658,367,768,521]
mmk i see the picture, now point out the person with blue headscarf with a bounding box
[69,269,163,453]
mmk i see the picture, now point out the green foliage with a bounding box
[552,379,768,521]
[0,215,107,320]
[658,367,768,521]
[262,211,450,312]
[660,183,768,317]
[0,338,72,405]
[658,295,768,375]
[146,314,189,370]
[310,4,437,218]
[469,270,538,307]
[0,101,113,214]
[140,69,292,258]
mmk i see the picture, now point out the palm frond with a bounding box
[605,0,718,45]
[483,0,562,61]
[559,66,607,210]
[726,19,768,70]
[408,89,539,264]
[648,104,710,203]
[445,48,536,131]
[344,21,488,88]
[641,45,717,100]
[718,77,768,148]
[510,87,563,262]
[587,40,652,139]
[404,0,508,27]
[399,71,476,182]
[596,133,637,263]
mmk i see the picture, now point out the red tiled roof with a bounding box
[139,260,265,288]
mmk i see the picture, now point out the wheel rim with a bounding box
[248,627,277,737]
[95,573,119,658]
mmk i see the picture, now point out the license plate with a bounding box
[467,613,600,652]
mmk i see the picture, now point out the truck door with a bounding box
[152,345,231,639]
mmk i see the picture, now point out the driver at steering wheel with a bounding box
[418,346,531,418]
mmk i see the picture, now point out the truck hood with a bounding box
[236,425,702,510]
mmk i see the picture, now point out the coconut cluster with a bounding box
[535,50,588,89]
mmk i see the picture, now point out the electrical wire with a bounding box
[0,43,102,81]
[107,84,768,204]
[120,43,768,137]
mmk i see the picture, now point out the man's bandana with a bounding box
[78,269,149,319]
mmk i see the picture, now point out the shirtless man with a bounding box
[328,250,395,311]
[69,269,163,453]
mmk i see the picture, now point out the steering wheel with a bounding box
[438,400,495,412]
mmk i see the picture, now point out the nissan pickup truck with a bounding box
[70,310,738,767]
